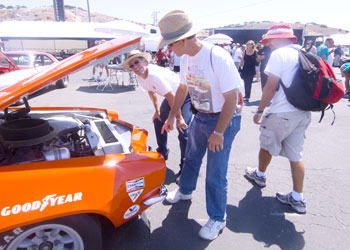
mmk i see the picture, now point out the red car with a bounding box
[0,51,68,88]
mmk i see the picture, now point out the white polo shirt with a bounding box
[136,64,180,96]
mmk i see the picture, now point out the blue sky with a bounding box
[1,0,349,31]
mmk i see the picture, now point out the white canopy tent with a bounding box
[0,20,161,52]
[330,34,350,46]
[204,33,233,44]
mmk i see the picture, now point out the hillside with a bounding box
[221,21,349,36]
[0,5,119,23]
[0,5,348,36]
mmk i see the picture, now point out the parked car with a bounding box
[0,51,68,89]
[0,37,167,250]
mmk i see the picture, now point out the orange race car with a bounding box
[0,37,167,250]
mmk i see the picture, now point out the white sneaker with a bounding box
[165,188,192,204]
[198,219,226,241]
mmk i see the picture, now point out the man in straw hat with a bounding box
[122,50,192,175]
[159,10,243,240]
[245,23,311,214]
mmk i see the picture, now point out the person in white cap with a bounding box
[158,10,243,241]
[245,23,311,214]
[122,50,192,175]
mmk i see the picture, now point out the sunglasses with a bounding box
[129,60,140,69]
[168,39,181,48]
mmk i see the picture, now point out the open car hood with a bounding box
[0,50,19,72]
[0,36,141,110]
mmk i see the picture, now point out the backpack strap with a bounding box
[319,104,335,125]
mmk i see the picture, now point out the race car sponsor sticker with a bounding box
[128,189,143,202]
[124,205,140,219]
[126,177,145,192]
[1,192,83,217]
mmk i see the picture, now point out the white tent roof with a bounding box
[204,33,233,44]
[0,20,149,40]
[330,34,350,46]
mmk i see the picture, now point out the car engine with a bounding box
[0,104,132,166]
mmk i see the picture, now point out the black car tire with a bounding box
[56,76,69,88]
[0,214,102,250]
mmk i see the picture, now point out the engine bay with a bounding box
[0,99,133,166]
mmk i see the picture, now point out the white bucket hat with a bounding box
[122,50,152,71]
[158,10,201,49]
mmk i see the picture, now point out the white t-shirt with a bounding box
[137,64,179,96]
[233,48,242,63]
[264,44,301,113]
[327,52,334,66]
[171,51,182,67]
[180,41,243,113]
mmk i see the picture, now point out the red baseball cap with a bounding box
[262,23,297,45]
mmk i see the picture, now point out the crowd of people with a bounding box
[118,10,350,242]
[83,14,348,242]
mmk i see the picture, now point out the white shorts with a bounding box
[259,111,311,162]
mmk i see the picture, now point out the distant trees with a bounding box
[0,5,27,9]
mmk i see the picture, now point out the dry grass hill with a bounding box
[0,5,348,36]
[0,5,118,23]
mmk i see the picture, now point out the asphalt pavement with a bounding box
[29,66,350,250]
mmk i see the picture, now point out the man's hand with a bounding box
[152,111,161,122]
[176,117,188,134]
[161,116,175,134]
[253,113,263,124]
[208,132,224,152]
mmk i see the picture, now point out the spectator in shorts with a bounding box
[245,23,311,214]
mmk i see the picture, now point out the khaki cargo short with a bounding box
[259,111,311,162]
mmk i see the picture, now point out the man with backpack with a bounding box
[245,24,311,214]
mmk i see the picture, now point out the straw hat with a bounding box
[262,23,297,45]
[122,50,152,71]
[158,10,201,49]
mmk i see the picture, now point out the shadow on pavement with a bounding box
[102,216,151,250]
[245,100,260,107]
[76,84,136,94]
[163,167,177,185]
[226,186,305,250]
[150,201,210,250]
[102,186,304,250]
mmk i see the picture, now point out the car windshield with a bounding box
[6,54,31,67]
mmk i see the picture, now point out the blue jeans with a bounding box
[154,94,192,168]
[179,113,241,221]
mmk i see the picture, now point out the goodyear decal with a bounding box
[1,192,83,217]
[126,177,145,192]
[124,205,140,219]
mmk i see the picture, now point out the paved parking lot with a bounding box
[29,66,350,250]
